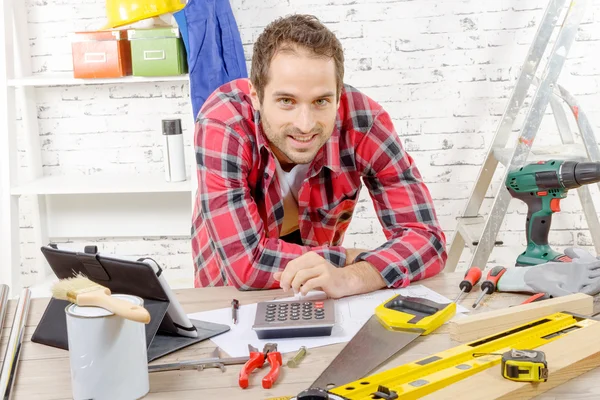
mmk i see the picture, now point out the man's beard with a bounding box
[261,115,325,166]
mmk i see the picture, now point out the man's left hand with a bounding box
[273,251,386,299]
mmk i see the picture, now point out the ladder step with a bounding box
[456,216,504,249]
[493,143,587,166]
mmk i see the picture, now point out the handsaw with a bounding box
[310,293,456,389]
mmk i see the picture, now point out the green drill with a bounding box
[505,159,600,266]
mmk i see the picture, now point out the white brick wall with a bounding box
[15,0,600,288]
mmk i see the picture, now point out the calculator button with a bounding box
[303,302,312,306]
[315,315,325,319]
[278,317,287,321]
[291,312,299,317]
[291,316,300,320]
[267,304,276,309]
[314,301,324,307]
[266,310,275,315]
[266,317,275,322]
[278,304,288,309]
[302,315,312,320]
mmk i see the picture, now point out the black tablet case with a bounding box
[31,244,230,362]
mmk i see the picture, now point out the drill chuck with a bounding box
[532,161,600,190]
[562,161,600,188]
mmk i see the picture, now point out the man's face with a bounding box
[250,46,339,171]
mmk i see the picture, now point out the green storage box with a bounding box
[128,27,187,76]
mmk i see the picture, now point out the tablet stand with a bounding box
[31,244,230,362]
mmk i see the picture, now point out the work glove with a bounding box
[496,247,600,297]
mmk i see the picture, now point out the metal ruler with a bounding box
[290,312,598,400]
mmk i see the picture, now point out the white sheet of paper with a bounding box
[187,285,469,358]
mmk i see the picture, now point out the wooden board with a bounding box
[423,316,600,399]
[449,293,594,342]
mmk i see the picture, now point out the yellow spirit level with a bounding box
[290,312,598,400]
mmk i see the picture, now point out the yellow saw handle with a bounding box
[374,294,456,335]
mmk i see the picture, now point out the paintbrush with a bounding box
[51,274,151,324]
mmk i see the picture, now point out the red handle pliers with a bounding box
[238,343,282,389]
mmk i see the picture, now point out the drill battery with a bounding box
[501,349,548,382]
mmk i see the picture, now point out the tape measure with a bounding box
[501,349,548,383]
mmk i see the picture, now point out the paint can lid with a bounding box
[66,294,143,318]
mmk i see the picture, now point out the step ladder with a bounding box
[445,0,600,272]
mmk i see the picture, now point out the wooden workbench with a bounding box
[2,272,600,399]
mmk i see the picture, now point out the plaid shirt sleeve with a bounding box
[195,119,347,290]
[352,108,447,288]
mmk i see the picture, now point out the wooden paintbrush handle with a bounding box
[79,291,151,324]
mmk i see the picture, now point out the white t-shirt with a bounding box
[273,158,310,237]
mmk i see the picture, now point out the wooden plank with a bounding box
[449,293,594,342]
[423,316,600,399]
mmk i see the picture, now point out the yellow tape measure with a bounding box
[501,349,548,382]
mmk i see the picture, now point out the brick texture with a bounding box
[16,0,600,288]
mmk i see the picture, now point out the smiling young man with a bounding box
[191,14,447,299]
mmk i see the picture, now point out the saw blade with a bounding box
[310,314,421,390]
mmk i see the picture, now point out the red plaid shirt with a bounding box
[192,79,446,290]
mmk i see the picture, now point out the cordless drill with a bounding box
[506,159,600,266]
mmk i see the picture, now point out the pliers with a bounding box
[238,343,282,389]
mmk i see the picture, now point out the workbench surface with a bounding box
[2,272,600,399]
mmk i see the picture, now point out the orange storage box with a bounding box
[71,30,132,79]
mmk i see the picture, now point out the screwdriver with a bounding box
[453,267,482,304]
[472,266,507,309]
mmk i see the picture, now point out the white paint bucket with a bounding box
[65,294,150,400]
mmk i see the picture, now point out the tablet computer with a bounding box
[136,257,198,338]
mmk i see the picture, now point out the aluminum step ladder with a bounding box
[445,0,600,272]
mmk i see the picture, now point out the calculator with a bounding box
[252,299,335,339]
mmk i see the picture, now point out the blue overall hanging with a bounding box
[174,0,248,120]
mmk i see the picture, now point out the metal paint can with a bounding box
[65,294,149,400]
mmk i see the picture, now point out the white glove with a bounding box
[496,247,600,297]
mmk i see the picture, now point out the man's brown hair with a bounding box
[250,14,345,103]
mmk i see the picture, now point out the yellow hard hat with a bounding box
[103,0,186,29]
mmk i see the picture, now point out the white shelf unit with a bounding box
[7,72,190,87]
[11,173,192,195]
[0,1,196,296]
